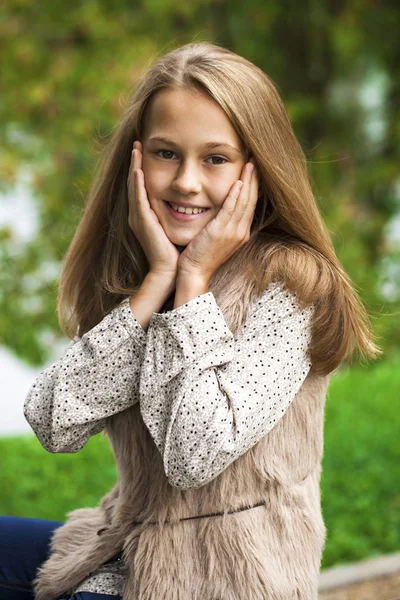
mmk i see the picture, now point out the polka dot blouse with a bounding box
[24,280,314,596]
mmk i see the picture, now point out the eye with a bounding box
[206,156,228,165]
[155,149,177,160]
[154,150,228,165]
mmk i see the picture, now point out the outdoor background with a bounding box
[0,0,399,573]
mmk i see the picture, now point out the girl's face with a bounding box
[141,87,248,248]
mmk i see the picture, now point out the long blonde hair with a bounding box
[57,41,382,376]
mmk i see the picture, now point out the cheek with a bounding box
[210,175,238,207]
[141,160,165,198]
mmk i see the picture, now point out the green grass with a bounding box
[1,354,399,569]
[320,353,400,568]
[0,431,117,521]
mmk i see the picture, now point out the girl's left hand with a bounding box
[177,160,259,282]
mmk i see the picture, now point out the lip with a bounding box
[164,201,210,221]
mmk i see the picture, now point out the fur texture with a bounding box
[32,371,330,600]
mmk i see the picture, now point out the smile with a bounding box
[164,201,210,221]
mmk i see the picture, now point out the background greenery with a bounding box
[1,0,399,570]
[1,0,399,363]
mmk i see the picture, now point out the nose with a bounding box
[171,160,202,195]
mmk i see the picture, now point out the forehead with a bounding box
[143,87,244,150]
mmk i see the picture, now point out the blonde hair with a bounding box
[58,41,382,376]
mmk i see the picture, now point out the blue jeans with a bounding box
[0,516,121,600]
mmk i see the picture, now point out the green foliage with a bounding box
[320,353,400,567]
[0,431,117,521]
[1,1,399,364]
[1,357,400,567]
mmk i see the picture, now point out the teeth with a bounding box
[169,202,208,215]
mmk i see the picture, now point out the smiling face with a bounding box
[141,86,248,247]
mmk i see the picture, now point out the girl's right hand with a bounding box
[127,140,180,279]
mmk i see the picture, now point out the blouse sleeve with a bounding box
[139,281,314,490]
[24,298,147,453]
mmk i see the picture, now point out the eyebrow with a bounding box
[147,136,244,156]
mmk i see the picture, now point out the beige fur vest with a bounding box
[32,370,330,600]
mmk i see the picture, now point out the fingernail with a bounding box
[248,164,254,174]
[236,181,243,194]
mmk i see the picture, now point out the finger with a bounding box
[134,140,143,166]
[215,179,244,226]
[133,146,141,171]
[134,169,147,215]
[230,162,254,224]
[133,153,150,211]
[241,166,259,225]
[216,160,252,226]
[136,141,143,166]
[131,146,145,202]
[128,149,141,205]
[215,159,255,228]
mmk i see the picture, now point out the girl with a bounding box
[2,41,380,600]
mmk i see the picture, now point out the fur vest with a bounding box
[32,369,330,600]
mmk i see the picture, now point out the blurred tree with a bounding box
[0,0,398,364]
[209,0,400,353]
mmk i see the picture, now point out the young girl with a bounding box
[2,41,380,600]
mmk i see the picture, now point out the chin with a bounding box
[165,229,194,248]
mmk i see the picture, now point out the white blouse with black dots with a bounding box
[24,280,315,596]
